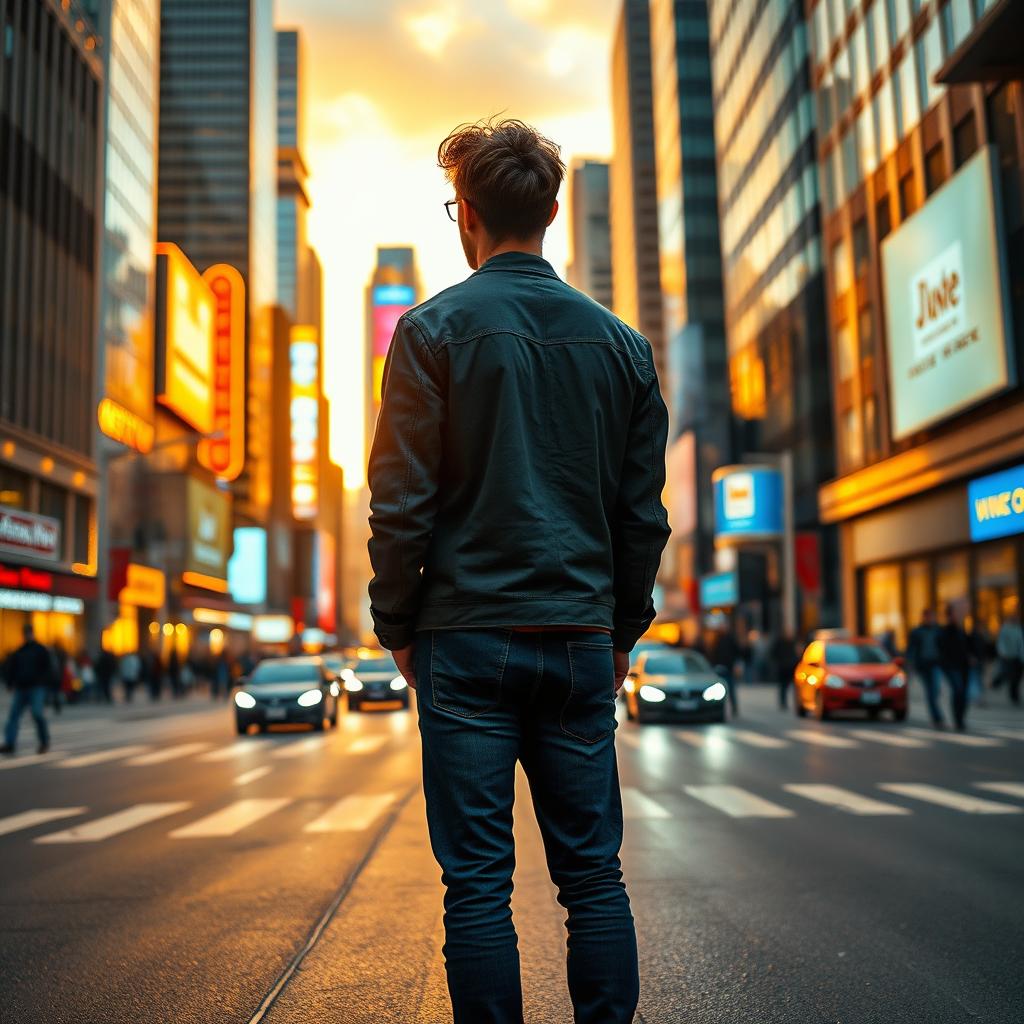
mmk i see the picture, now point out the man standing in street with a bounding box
[0,624,53,755]
[938,603,972,731]
[368,118,670,1024]
[907,608,944,727]
[993,611,1024,705]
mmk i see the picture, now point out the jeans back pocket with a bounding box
[561,641,616,744]
[429,629,512,718]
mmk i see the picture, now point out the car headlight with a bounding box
[390,676,407,691]
[330,681,340,697]
[702,681,727,701]
[890,671,906,688]
[824,674,845,689]
[344,677,364,693]
[234,691,256,709]
[639,685,666,703]
[297,688,323,707]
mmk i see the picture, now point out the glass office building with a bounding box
[708,0,838,631]
[809,0,1024,645]
[566,159,613,310]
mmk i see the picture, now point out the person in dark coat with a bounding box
[906,608,944,726]
[938,603,971,731]
[0,624,53,755]
[145,648,163,701]
[709,629,740,716]
[771,633,801,710]
[94,647,117,704]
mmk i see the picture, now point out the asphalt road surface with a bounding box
[1,683,1021,1023]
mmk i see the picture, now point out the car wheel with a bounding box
[813,692,829,721]
[893,707,908,722]
[795,697,807,718]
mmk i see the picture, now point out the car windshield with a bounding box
[357,657,398,675]
[251,661,320,683]
[825,643,891,665]
[644,652,711,675]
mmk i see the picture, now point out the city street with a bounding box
[1,685,1021,1023]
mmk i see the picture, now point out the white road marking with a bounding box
[621,788,672,820]
[198,742,259,762]
[272,738,325,759]
[169,798,291,838]
[728,730,789,749]
[901,728,1002,748]
[617,731,643,749]
[786,730,860,749]
[125,742,212,766]
[852,730,928,748]
[879,783,1022,814]
[0,751,68,770]
[684,785,794,818]
[36,802,192,843]
[52,745,151,768]
[784,784,910,816]
[233,766,273,786]
[0,807,87,837]
[975,781,1024,801]
[347,736,388,755]
[673,731,706,748]
[304,793,397,832]
[980,728,1024,742]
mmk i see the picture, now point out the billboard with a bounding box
[198,264,246,480]
[290,326,320,520]
[712,465,783,544]
[228,527,268,604]
[155,243,215,434]
[0,506,61,561]
[968,463,1024,542]
[700,571,739,609]
[185,477,231,586]
[371,283,416,405]
[881,146,1014,441]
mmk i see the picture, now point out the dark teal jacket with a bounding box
[367,252,671,652]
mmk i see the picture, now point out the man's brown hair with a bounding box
[438,118,565,242]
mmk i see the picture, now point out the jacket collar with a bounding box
[474,251,560,280]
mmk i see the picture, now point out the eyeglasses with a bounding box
[444,198,459,222]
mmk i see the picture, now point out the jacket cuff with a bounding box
[373,623,415,651]
[612,626,644,654]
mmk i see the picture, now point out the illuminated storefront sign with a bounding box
[699,571,739,609]
[252,614,294,644]
[968,463,1024,542]
[290,326,320,521]
[0,563,52,590]
[197,264,246,480]
[712,465,783,544]
[0,590,84,614]
[882,147,1014,440]
[185,477,231,586]
[98,398,155,454]
[227,527,268,605]
[119,563,166,610]
[371,284,416,405]
[0,506,61,561]
[155,242,215,434]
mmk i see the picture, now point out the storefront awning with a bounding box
[936,0,1024,84]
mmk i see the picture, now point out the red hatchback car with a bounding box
[793,638,908,721]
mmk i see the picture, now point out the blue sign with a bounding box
[373,284,416,306]
[700,571,739,609]
[713,465,783,542]
[228,527,267,604]
[968,463,1024,542]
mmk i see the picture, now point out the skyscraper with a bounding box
[610,0,664,382]
[566,159,613,310]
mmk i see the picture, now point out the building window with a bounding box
[832,239,852,297]
[987,85,1023,230]
[899,172,917,219]
[73,494,92,566]
[837,321,857,380]
[941,0,974,52]
[863,394,880,459]
[0,466,30,509]
[894,49,921,136]
[841,407,864,467]
[875,78,897,158]
[925,144,947,194]
[852,218,870,280]
[916,21,946,112]
[935,551,969,618]
[876,193,892,241]
[953,114,978,168]
[975,542,1019,635]
[859,305,876,360]
[905,559,932,629]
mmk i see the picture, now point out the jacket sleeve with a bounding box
[367,315,446,650]
[611,348,672,652]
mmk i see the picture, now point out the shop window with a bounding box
[925,144,947,195]
[38,482,67,545]
[953,115,978,169]
[935,551,969,620]
[852,218,870,280]
[0,465,30,508]
[864,563,905,648]
[974,542,1019,637]
[905,559,933,630]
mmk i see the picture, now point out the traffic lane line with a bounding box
[879,783,1022,814]
[784,784,910,815]
[35,802,192,843]
[0,807,88,837]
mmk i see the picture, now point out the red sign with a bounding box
[316,532,336,633]
[0,563,53,591]
[198,264,246,481]
[0,507,61,561]
[795,532,822,596]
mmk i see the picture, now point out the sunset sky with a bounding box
[277,0,621,487]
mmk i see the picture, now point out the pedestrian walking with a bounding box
[145,648,163,701]
[907,608,944,726]
[94,647,117,704]
[212,651,231,700]
[710,628,740,716]
[992,611,1024,705]
[0,624,53,755]
[938,603,971,731]
[168,647,183,699]
[120,649,141,702]
[367,118,670,1024]
[771,632,800,710]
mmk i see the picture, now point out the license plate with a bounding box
[266,707,287,720]
[861,691,882,705]
[676,699,700,711]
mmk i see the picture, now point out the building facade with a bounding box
[610,0,665,382]
[708,0,838,633]
[0,2,105,658]
[566,159,613,310]
[809,0,1024,647]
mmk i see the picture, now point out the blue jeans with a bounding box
[415,629,639,1024]
[4,686,50,749]
[915,662,943,724]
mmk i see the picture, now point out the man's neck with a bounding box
[476,238,544,266]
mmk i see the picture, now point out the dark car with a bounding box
[624,649,729,723]
[344,654,410,711]
[233,657,339,734]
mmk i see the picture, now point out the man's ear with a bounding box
[462,199,480,233]
[546,199,559,226]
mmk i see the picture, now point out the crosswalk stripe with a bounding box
[684,785,794,818]
[879,783,1022,814]
[851,730,928,748]
[975,781,1024,800]
[786,730,860,749]
[36,802,192,843]
[198,742,259,762]
[901,728,1002,748]
[0,807,88,837]
[125,743,212,766]
[673,731,706,748]
[304,793,397,832]
[233,766,273,786]
[784,784,910,815]
[621,788,672,820]
[728,729,789,749]
[981,728,1024,742]
[347,736,388,755]
[0,751,68,770]
[169,798,291,838]
[272,738,325,759]
[53,745,151,768]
